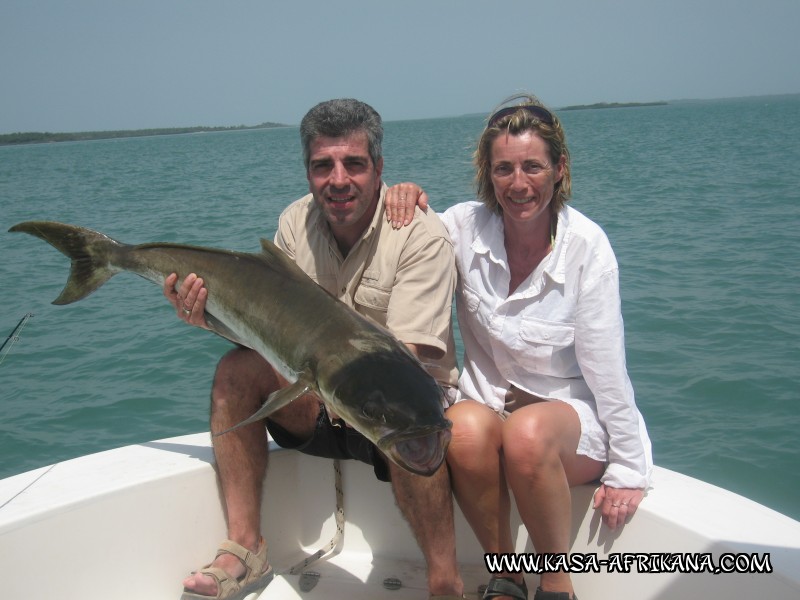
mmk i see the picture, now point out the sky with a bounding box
[2,0,799,133]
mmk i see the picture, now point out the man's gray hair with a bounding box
[300,99,383,169]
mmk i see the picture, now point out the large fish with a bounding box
[10,221,452,476]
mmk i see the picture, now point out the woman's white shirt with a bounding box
[442,201,652,490]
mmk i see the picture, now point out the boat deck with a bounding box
[263,556,488,599]
[2,433,799,599]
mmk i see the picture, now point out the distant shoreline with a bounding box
[457,100,670,120]
[0,122,289,147]
[6,94,797,145]
[559,101,668,111]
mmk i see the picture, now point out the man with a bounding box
[164,98,464,600]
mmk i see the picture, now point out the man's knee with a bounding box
[213,348,278,397]
[267,394,322,438]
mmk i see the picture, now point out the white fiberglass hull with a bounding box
[1,433,798,599]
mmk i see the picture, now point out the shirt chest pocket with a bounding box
[354,282,391,327]
[516,318,577,376]
[461,285,493,331]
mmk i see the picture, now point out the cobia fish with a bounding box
[9,221,452,476]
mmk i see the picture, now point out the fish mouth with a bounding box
[378,424,452,477]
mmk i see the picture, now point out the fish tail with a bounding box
[9,221,124,305]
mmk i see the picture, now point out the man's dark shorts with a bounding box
[266,403,390,482]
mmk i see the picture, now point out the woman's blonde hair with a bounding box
[474,94,571,215]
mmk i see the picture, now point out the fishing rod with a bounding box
[0,312,34,366]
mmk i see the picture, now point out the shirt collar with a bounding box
[471,209,507,266]
[367,183,388,238]
[471,205,569,287]
[543,206,568,285]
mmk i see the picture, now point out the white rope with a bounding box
[283,458,345,575]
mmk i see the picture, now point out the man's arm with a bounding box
[387,229,455,357]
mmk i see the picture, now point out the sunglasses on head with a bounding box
[487,105,554,128]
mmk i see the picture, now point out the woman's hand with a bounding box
[163,272,210,329]
[592,483,644,530]
[504,385,546,412]
[385,182,428,228]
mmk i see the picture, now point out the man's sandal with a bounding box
[181,538,274,600]
[483,576,528,599]
[532,588,577,600]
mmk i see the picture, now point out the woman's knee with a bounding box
[502,408,560,469]
[445,400,502,466]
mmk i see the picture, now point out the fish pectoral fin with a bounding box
[203,313,249,347]
[213,377,314,437]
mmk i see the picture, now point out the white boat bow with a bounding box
[1,433,798,599]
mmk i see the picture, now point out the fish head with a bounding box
[376,419,452,477]
[324,349,453,476]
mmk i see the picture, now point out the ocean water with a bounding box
[1,96,798,520]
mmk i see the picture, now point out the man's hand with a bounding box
[385,182,428,228]
[163,272,210,329]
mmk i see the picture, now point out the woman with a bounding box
[387,95,652,600]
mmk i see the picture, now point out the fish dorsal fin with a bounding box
[259,239,306,274]
[260,238,278,252]
[259,238,289,260]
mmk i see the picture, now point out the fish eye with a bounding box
[362,391,386,421]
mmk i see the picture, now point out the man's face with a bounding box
[306,131,383,235]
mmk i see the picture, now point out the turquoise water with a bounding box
[1,96,798,520]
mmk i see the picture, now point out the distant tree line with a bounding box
[0,122,288,146]
[560,101,668,111]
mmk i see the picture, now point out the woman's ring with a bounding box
[182,307,191,315]
[612,503,620,508]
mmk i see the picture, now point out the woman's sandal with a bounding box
[483,576,528,599]
[181,538,274,600]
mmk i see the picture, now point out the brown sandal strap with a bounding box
[193,566,239,599]
[214,538,269,587]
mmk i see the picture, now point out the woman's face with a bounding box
[490,130,564,225]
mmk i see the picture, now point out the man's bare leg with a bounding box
[183,348,320,596]
[389,461,464,597]
[181,348,274,594]
[182,345,460,597]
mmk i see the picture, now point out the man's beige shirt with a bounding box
[274,184,458,389]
